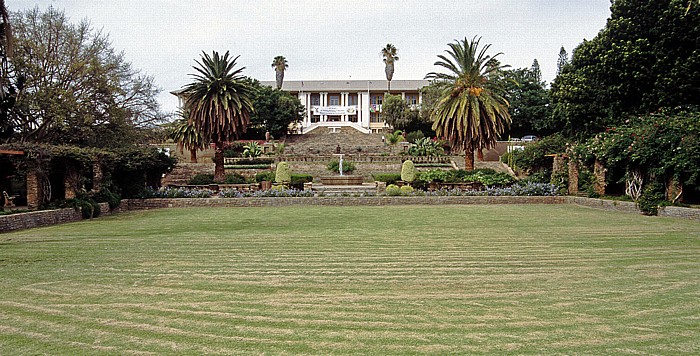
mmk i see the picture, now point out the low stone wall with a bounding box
[659,206,700,221]
[1,203,110,233]
[567,197,641,214]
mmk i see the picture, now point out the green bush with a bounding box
[229,158,274,165]
[243,142,263,158]
[418,169,450,183]
[188,173,215,185]
[93,187,121,210]
[401,160,417,182]
[275,162,292,183]
[290,174,313,190]
[400,185,414,195]
[327,160,356,174]
[406,131,425,143]
[408,137,444,156]
[372,173,401,185]
[386,184,401,196]
[255,171,275,182]
[223,173,246,184]
[638,181,665,216]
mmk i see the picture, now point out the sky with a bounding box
[8,0,612,114]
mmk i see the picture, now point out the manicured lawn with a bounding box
[1,205,699,354]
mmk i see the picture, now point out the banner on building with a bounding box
[311,106,358,115]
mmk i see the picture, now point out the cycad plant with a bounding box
[182,51,254,181]
[426,36,511,170]
[168,109,207,163]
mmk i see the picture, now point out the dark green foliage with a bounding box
[550,0,700,138]
[405,131,424,143]
[418,170,450,183]
[289,174,313,190]
[222,143,245,158]
[510,134,569,175]
[223,173,246,184]
[255,171,275,182]
[408,137,444,157]
[244,79,304,138]
[372,173,401,185]
[327,160,356,174]
[228,158,274,165]
[500,68,552,137]
[638,181,665,215]
[55,193,101,219]
[188,174,215,185]
[418,168,516,186]
[93,188,121,210]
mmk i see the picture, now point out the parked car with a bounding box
[521,135,538,142]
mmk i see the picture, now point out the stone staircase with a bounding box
[283,129,392,155]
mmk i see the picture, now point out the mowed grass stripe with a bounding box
[1,205,699,354]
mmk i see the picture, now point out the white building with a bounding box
[261,80,429,134]
[173,80,430,135]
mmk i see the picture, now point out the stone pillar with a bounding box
[92,160,103,192]
[593,159,606,196]
[26,168,43,210]
[64,163,81,199]
[568,160,579,195]
[666,176,683,203]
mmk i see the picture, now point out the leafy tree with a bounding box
[556,47,569,76]
[426,36,511,170]
[8,7,164,146]
[550,0,700,138]
[167,109,207,163]
[530,59,542,83]
[246,79,304,138]
[271,55,288,90]
[0,0,14,142]
[381,94,408,129]
[501,68,552,137]
[381,43,398,92]
[182,51,255,182]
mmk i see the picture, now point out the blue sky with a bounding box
[8,0,612,113]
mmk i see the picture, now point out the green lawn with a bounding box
[1,205,699,354]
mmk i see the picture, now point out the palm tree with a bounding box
[182,51,254,181]
[381,44,398,92]
[1,0,13,98]
[271,55,288,90]
[425,37,511,170]
[169,109,207,163]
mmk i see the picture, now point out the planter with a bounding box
[320,176,364,185]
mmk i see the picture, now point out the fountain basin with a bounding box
[320,176,364,185]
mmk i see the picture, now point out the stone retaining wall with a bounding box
[658,206,700,221]
[567,197,641,214]
[0,203,110,233]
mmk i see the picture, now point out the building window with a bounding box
[348,94,358,106]
[370,94,383,105]
[348,115,358,123]
[370,112,382,123]
[329,94,340,106]
[328,115,341,122]
[405,94,418,105]
[311,115,320,123]
[311,94,320,106]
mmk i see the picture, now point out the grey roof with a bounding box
[171,79,430,97]
[260,80,430,92]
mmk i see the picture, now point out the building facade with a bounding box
[260,80,429,134]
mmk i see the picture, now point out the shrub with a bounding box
[459,169,516,186]
[418,169,450,183]
[275,162,291,183]
[406,130,425,143]
[327,160,356,174]
[223,173,246,184]
[386,184,401,196]
[255,171,275,182]
[400,185,414,195]
[230,158,274,165]
[93,187,121,210]
[401,160,417,182]
[408,137,444,156]
[188,173,215,185]
[290,174,313,190]
[637,181,665,215]
[243,141,263,158]
[372,173,401,185]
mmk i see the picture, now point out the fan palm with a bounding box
[272,55,288,90]
[182,50,254,181]
[381,44,398,92]
[426,37,511,170]
[169,109,207,163]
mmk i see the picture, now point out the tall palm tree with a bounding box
[168,109,207,163]
[0,0,13,98]
[271,55,288,90]
[182,51,254,181]
[425,37,511,170]
[381,44,398,92]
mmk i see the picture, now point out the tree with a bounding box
[381,94,408,129]
[381,44,398,92]
[556,47,569,76]
[182,50,254,182]
[168,109,207,163]
[246,79,304,139]
[530,59,542,83]
[7,7,165,147]
[550,0,700,138]
[501,67,552,137]
[0,0,14,142]
[271,55,288,90]
[425,37,511,170]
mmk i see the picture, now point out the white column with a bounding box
[341,92,348,122]
[401,92,406,100]
[360,92,370,129]
[321,92,327,122]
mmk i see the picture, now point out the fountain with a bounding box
[320,153,364,185]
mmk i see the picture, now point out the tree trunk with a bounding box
[213,142,225,182]
[190,149,197,163]
[276,70,284,90]
[464,145,475,171]
[477,148,484,161]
